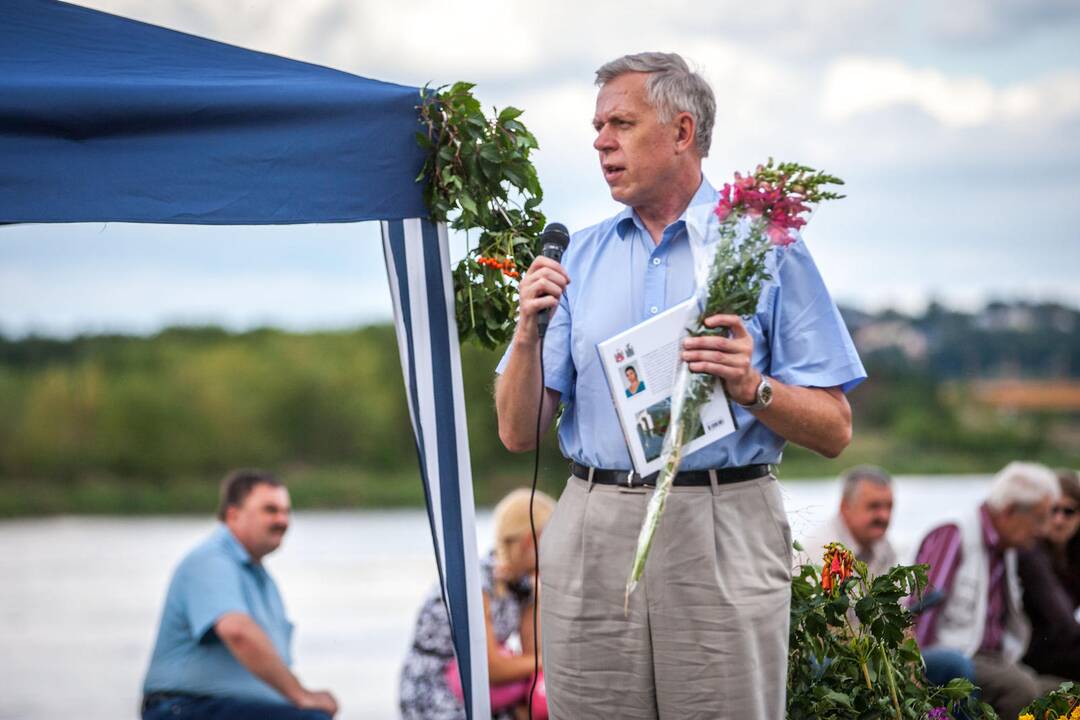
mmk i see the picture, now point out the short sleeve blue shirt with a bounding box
[497,177,866,470]
[142,524,294,703]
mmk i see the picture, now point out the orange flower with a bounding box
[821,542,855,594]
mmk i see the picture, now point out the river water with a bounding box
[0,475,991,719]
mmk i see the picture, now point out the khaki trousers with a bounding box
[539,473,792,720]
[971,653,1065,720]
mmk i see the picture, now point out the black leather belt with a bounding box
[570,461,770,488]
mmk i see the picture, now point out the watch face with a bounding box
[759,381,774,405]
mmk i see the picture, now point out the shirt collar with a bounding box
[614,175,716,241]
[215,523,255,565]
[979,503,1003,553]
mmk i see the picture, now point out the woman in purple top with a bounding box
[1019,468,1080,680]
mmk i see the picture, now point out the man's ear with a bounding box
[674,112,696,154]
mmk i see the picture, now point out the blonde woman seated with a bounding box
[400,489,554,720]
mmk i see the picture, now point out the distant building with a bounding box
[854,320,929,360]
[971,380,1080,413]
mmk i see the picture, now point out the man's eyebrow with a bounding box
[593,112,633,127]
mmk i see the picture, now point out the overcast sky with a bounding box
[2,0,1078,337]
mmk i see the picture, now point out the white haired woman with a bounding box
[399,489,554,720]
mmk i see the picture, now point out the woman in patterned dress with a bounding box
[400,489,555,719]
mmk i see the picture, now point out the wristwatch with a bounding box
[737,375,773,411]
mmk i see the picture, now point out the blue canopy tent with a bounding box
[0,0,490,716]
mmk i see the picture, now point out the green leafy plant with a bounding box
[417,82,545,348]
[1019,681,1079,719]
[787,542,998,719]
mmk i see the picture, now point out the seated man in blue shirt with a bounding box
[141,469,338,720]
[496,52,864,719]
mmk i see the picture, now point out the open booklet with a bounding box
[597,297,737,476]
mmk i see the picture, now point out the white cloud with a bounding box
[999,72,1080,124]
[70,0,897,83]
[821,57,1080,128]
[822,58,996,128]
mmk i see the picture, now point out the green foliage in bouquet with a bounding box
[417,82,546,348]
[1019,681,1079,719]
[787,543,998,720]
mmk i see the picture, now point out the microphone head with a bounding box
[540,222,569,251]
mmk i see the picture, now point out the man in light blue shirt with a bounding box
[142,470,338,720]
[496,53,865,718]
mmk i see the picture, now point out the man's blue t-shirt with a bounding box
[142,524,294,703]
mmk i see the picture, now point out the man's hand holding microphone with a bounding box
[516,223,570,344]
[496,223,570,453]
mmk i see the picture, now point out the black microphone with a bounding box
[537,222,570,338]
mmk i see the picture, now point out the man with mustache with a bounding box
[141,470,338,719]
[803,465,897,578]
[802,467,977,691]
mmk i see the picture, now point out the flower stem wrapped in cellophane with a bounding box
[624,160,845,613]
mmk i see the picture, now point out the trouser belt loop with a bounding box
[708,469,720,496]
[586,465,596,492]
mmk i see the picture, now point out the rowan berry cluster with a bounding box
[475,256,520,279]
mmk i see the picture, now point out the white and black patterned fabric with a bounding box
[399,552,534,720]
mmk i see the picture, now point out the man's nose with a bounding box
[594,126,616,152]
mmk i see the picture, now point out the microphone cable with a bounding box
[527,332,545,720]
[525,221,566,720]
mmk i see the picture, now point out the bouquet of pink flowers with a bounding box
[625,159,845,609]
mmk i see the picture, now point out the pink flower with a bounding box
[713,165,823,246]
[766,223,795,246]
[714,183,734,221]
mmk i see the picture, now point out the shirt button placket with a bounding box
[645,252,664,317]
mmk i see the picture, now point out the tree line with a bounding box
[0,305,1076,515]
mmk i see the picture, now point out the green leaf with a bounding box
[498,106,524,122]
[823,690,853,708]
[458,194,478,217]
